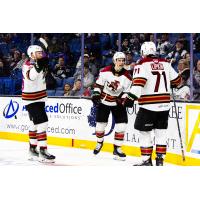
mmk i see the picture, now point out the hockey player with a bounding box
[123,41,181,166]
[92,52,133,160]
[22,39,55,163]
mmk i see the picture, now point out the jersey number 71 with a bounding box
[152,71,168,92]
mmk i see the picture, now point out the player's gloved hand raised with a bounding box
[34,57,49,73]
[92,94,101,105]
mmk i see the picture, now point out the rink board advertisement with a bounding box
[0,96,200,165]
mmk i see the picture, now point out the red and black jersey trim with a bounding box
[100,92,117,102]
[132,77,147,87]
[156,145,167,155]
[37,132,47,141]
[171,75,181,88]
[96,131,105,138]
[141,146,153,156]
[138,93,171,105]
[100,65,112,73]
[29,131,37,139]
[22,90,47,101]
[114,132,125,141]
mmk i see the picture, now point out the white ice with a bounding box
[0,139,174,166]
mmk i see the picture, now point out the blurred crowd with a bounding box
[0,33,200,101]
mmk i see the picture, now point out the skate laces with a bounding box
[96,143,102,150]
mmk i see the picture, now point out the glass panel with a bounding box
[193,33,200,101]
[0,33,199,101]
[0,33,31,95]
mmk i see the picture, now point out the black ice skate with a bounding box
[156,156,164,166]
[39,148,56,163]
[28,144,39,161]
[133,157,153,166]
[113,145,126,161]
[93,142,103,155]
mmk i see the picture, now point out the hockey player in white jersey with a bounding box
[123,42,181,166]
[22,38,55,163]
[92,52,133,160]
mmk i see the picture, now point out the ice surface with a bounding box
[0,139,174,166]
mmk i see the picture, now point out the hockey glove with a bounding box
[122,93,137,108]
[122,97,134,108]
[92,93,101,105]
[116,97,125,106]
[35,57,49,73]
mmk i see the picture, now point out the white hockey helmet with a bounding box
[140,41,156,56]
[113,52,126,63]
[27,45,43,58]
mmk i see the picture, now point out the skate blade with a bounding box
[93,151,100,156]
[133,162,153,166]
[113,155,126,161]
[38,158,55,163]
[28,156,39,161]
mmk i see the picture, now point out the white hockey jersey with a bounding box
[129,57,181,111]
[22,60,47,105]
[94,65,132,106]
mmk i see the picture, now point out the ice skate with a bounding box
[133,157,153,166]
[156,156,164,166]
[113,145,126,161]
[28,145,39,161]
[93,142,103,155]
[39,148,56,163]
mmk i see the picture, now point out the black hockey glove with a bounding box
[170,83,177,89]
[116,97,125,106]
[92,94,101,105]
[122,93,137,108]
[35,57,49,73]
[122,97,134,108]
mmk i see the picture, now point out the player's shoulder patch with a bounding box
[137,57,151,65]
[23,60,34,71]
[24,60,31,66]
[100,65,112,73]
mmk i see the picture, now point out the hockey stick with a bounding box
[169,58,185,161]
[171,89,186,161]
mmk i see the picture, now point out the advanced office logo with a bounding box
[3,100,19,119]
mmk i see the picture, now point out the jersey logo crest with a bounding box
[107,80,120,91]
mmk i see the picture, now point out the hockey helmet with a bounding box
[27,45,43,58]
[113,52,126,63]
[140,41,156,56]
